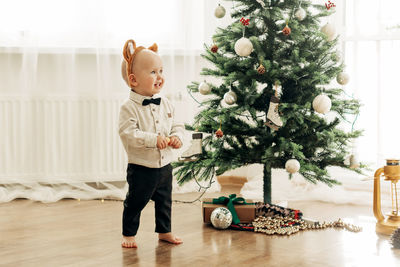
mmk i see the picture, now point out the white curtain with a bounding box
[1,0,398,205]
[0,0,221,201]
[343,0,400,166]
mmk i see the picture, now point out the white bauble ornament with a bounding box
[285,159,300,174]
[223,90,237,105]
[295,8,306,21]
[336,72,350,85]
[321,23,336,41]
[214,4,226,19]
[210,207,232,229]
[234,37,253,57]
[312,94,332,114]
[199,82,211,95]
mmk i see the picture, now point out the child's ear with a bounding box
[128,74,138,87]
[148,43,158,52]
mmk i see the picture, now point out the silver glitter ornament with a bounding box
[210,207,233,229]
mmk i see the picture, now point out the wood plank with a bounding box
[0,193,399,266]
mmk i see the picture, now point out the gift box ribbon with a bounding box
[206,194,254,224]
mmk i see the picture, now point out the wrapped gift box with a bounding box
[202,198,256,224]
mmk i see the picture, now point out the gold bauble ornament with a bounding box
[336,72,350,85]
[214,4,226,19]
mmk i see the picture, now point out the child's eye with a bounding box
[151,71,156,74]
[160,69,163,74]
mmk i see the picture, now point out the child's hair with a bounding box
[121,39,158,87]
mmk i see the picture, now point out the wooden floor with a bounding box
[1,192,400,267]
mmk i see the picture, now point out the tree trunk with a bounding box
[263,162,272,203]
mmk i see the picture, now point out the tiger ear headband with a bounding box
[122,39,158,78]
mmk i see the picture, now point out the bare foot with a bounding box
[121,235,137,248]
[158,232,183,245]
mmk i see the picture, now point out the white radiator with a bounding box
[0,96,127,183]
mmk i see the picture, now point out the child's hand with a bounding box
[168,136,182,149]
[157,136,169,149]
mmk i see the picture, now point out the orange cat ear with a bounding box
[123,39,137,61]
[148,43,158,52]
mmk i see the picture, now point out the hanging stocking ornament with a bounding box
[214,4,226,18]
[265,83,283,131]
[179,132,203,162]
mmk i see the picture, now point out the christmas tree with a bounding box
[173,0,363,203]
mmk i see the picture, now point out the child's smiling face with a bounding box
[129,50,164,97]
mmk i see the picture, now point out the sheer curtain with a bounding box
[343,0,400,166]
[2,1,398,204]
[0,0,218,202]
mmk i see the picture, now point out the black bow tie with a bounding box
[142,98,161,106]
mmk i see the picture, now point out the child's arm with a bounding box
[119,104,158,148]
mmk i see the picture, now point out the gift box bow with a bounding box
[205,194,254,224]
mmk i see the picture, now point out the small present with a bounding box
[202,194,256,224]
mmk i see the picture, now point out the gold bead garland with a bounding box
[252,216,362,236]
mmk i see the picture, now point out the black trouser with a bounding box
[122,163,172,236]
